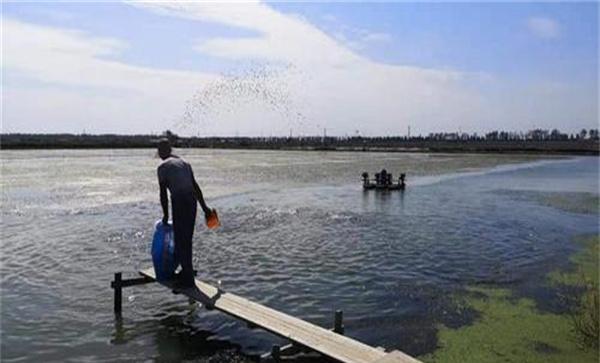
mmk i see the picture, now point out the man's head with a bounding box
[157,138,172,160]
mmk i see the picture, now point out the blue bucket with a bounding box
[151,220,177,281]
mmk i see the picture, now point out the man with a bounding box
[157,138,213,289]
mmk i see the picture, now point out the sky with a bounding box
[2,1,598,136]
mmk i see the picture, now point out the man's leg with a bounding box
[172,196,197,287]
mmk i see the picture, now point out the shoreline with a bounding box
[1,134,598,155]
[1,145,598,155]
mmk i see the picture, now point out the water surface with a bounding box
[1,150,597,362]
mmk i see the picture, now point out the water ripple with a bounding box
[1,151,598,362]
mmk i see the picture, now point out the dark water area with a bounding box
[1,150,597,362]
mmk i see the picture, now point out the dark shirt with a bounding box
[157,156,195,198]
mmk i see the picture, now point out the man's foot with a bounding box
[171,275,196,293]
[170,283,217,310]
[203,299,215,310]
[171,288,194,295]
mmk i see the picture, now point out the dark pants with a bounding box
[172,193,197,286]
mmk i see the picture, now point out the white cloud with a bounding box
[321,14,337,23]
[3,18,215,92]
[3,4,596,136]
[320,12,393,51]
[527,16,561,39]
[135,2,487,136]
[361,32,392,44]
[2,18,217,133]
[332,29,393,51]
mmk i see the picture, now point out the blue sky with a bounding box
[2,2,598,136]
[3,2,253,73]
[275,2,598,80]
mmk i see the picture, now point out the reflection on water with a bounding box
[1,150,597,362]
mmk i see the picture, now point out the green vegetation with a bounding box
[549,237,599,287]
[422,236,599,363]
[570,282,599,350]
[535,193,599,215]
[550,236,599,350]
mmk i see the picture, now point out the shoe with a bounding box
[171,277,196,294]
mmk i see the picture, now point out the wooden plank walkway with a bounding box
[139,268,421,363]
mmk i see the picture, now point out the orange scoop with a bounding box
[206,209,220,229]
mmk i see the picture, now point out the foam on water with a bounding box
[410,157,579,187]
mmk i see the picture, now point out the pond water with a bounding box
[1,149,597,362]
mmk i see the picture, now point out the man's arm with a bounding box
[160,182,169,224]
[189,166,211,215]
[193,179,211,215]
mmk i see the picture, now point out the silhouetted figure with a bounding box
[361,172,370,188]
[399,173,406,190]
[380,169,388,186]
[157,138,213,289]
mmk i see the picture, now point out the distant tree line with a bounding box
[427,128,599,141]
[1,128,598,154]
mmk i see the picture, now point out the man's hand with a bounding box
[204,208,220,230]
[203,207,213,219]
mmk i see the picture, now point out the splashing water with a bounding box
[178,64,310,135]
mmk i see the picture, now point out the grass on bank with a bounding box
[549,236,599,350]
[421,236,599,363]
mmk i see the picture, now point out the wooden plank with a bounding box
[373,351,422,363]
[139,268,420,363]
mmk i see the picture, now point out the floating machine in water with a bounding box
[362,170,406,190]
